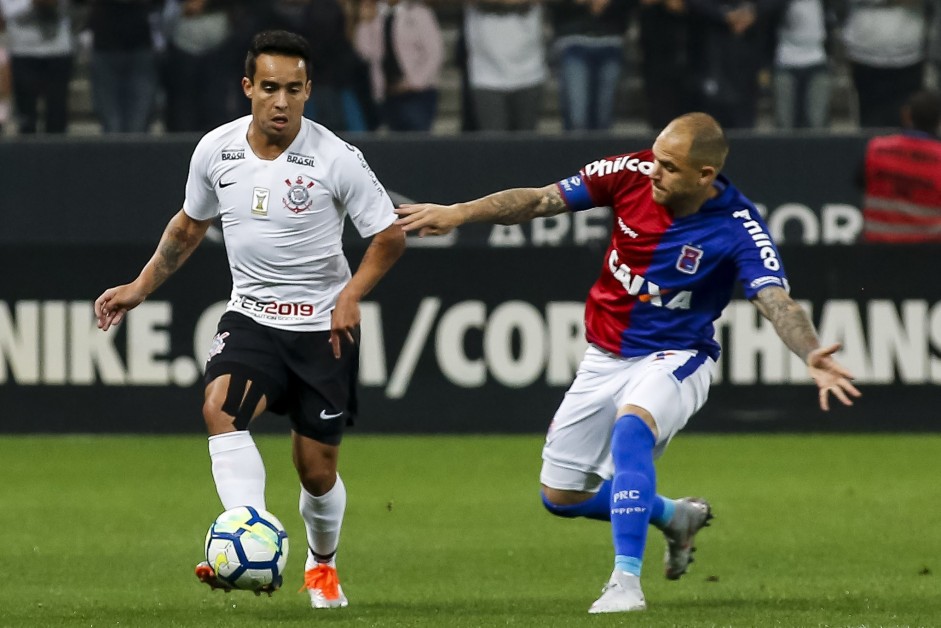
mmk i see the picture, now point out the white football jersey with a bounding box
[183,115,396,331]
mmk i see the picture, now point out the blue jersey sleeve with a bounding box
[555,174,596,212]
[728,206,790,299]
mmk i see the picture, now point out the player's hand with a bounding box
[329,293,359,359]
[806,343,861,411]
[394,203,462,237]
[94,283,147,331]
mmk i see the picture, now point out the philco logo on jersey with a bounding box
[585,155,654,178]
[732,209,781,271]
[287,152,315,167]
[676,245,703,274]
[608,250,692,309]
[221,149,245,161]
[284,175,315,213]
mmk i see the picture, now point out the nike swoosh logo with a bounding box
[320,410,344,420]
[219,180,237,188]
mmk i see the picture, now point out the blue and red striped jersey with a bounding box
[556,149,789,360]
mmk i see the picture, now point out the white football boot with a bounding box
[588,569,647,613]
[662,497,713,580]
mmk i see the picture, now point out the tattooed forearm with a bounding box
[140,210,210,293]
[465,184,568,225]
[754,286,820,361]
[153,226,194,283]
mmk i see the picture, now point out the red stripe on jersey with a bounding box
[578,150,674,355]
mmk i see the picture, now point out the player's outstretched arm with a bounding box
[331,223,406,358]
[752,286,861,411]
[394,183,567,237]
[95,209,212,331]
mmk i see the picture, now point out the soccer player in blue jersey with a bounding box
[395,112,860,613]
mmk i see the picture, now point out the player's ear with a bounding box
[242,76,253,99]
[699,165,717,186]
[304,79,312,101]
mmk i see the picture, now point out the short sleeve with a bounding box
[557,152,654,212]
[555,173,599,212]
[730,207,790,299]
[182,137,219,220]
[333,144,396,238]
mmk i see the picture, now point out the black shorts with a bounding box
[204,311,359,446]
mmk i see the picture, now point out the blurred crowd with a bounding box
[0,0,939,136]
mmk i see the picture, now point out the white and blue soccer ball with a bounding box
[204,506,289,591]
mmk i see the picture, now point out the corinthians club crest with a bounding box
[283,175,316,213]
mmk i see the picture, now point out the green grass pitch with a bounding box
[2,433,940,628]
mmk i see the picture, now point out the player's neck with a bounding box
[247,123,300,160]
[670,184,719,219]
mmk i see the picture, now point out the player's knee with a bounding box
[541,492,579,518]
[202,401,237,434]
[298,468,337,496]
[540,486,591,518]
[203,374,266,434]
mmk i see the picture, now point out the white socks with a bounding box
[208,432,347,571]
[300,474,347,569]
[208,431,266,510]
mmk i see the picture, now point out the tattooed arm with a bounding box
[752,286,861,411]
[394,184,568,237]
[752,286,820,361]
[95,209,212,331]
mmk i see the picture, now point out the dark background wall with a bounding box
[0,132,865,246]
[4,134,933,434]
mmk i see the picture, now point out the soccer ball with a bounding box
[204,506,289,591]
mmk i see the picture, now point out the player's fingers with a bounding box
[100,316,116,332]
[344,329,356,345]
[110,310,127,328]
[394,207,427,225]
[397,215,425,231]
[812,342,843,360]
[329,332,341,359]
[94,292,114,319]
[818,387,831,412]
[840,379,862,399]
[831,386,854,407]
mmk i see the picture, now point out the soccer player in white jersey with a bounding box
[396,113,861,613]
[94,30,406,608]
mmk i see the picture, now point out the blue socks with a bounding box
[610,414,656,577]
[650,494,675,527]
[540,415,673,577]
[542,483,675,528]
